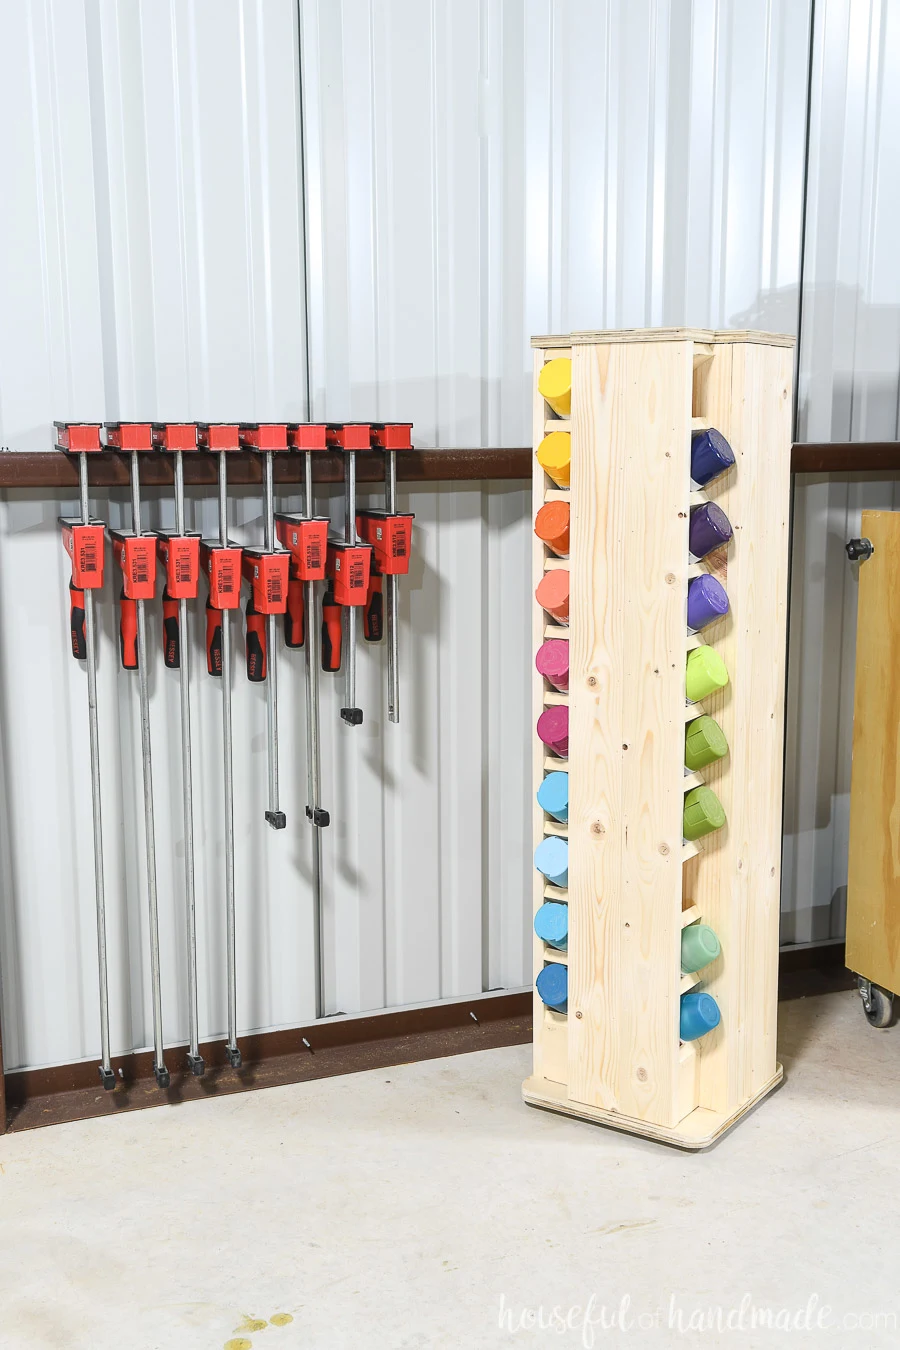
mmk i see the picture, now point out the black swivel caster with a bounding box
[858,977,894,1029]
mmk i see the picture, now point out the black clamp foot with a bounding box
[266,810,287,830]
[306,805,330,827]
[226,1045,243,1069]
[154,1063,171,1090]
[98,1065,116,1091]
[187,1053,205,1077]
[341,707,363,726]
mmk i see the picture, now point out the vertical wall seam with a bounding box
[793,0,818,439]
[295,0,313,418]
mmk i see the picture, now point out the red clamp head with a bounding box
[241,549,289,614]
[326,540,373,606]
[274,514,329,582]
[356,510,414,576]
[54,422,102,454]
[156,532,201,599]
[197,423,241,452]
[108,529,157,599]
[200,540,243,609]
[239,423,289,453]
[369,423,413,451]
[104,423,154,452]
[326,423,373,452]
[287,424,329,452]
[152,422,197,453]
[59,518,105,588]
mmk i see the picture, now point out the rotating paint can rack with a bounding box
[524,327,794,1148]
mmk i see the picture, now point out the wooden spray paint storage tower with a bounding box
[525,329,794,1148]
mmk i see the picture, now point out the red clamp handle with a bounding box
[242,550,289,615]
[357,510,414,577]
[201,541,243,610]
[60,519,105,589]
[274,515,329,581]
[156,533,200,600]
[326,541,373,607]
[109,532,157,600]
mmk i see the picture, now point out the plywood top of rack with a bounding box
[531,328,795,349]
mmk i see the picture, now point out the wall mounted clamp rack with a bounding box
[526,328,794,1149]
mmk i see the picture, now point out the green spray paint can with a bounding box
[684,715,729,772]
[683,786,726,841]
[681,923,722,973]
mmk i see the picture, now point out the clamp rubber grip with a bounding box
[363,570,383,642]
[162,588,179,669]
[245,595,267,682]
[120,591,138,670]
[284,571,305,648]
[69,579,87,660]
[206,597,222,677]
[321,585,342,672]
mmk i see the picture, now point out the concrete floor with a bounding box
[0,989,898,1350]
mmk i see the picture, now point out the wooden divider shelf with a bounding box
[525,327,793,1149]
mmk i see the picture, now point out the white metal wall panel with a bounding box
[797,0,900,444]
[299,0,812,1005]
[784,0,900,943]
[0,0,320,1072]
[520,0,810,341]
[301,0,810,446]
[0,0,823,1071]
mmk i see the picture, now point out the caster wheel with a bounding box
[858,977,894,1029]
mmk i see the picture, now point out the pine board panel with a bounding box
[566,341,690,1126]
[689,342,792,1116]
[532,329,794,350]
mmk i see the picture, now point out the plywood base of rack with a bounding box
[521,1064,784,1151]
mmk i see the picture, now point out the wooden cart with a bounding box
[846,515,900,1029]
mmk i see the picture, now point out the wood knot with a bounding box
[665,572,676,584]
[591,821,605,836]
[636,1067,648,1082]
[659,842,670,856]
[587,675,598,688]
[575,1011,583,1020]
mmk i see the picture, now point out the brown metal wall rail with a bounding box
[0,443,896,487]
[0,448,530,487]
[0,945,851,1134]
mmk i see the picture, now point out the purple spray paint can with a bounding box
[689,501,732,561]
[687,573,729,632]
[691,428,735,488]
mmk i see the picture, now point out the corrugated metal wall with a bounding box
[1,0,894,1070]
[783,0,900,942]
[0,0,318,1071]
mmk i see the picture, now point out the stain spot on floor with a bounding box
[234,1315,268,1333]
[593,1219,657,1235]
[270,1313,294,1326]
[224,1340,253,1350]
